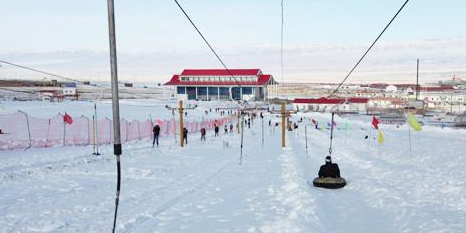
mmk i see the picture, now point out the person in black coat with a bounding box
[214,124,219,137]
[318,156,341,178]
[183,127,188,144]
[152,125,161,147]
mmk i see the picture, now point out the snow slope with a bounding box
[1,102,466,232]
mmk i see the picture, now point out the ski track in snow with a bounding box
[1,102,466,232]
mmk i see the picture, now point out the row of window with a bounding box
[177,86,254,95]
[179,76,257,82]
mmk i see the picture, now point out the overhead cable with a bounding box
[327,0,411,98]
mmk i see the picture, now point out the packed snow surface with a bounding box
[1,100,466,232]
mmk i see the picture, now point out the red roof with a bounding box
[293,97,368,104]
[180,69,261,76]
[164,74,273,86]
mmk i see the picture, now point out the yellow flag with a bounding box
[378,130,384,144]
[408,112,422,131]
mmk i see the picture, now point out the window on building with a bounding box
[242,87,253,95]
[208,87,218,96]
[177,86,186,94]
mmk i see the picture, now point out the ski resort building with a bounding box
[164,69,277,101]
[293,97,369,113]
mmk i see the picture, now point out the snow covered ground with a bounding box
[1,100,466,232]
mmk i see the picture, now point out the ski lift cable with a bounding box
[327,0,411,98]
[172,0,243,89]
[0,59,157,99]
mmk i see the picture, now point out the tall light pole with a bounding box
[107,0,122,232]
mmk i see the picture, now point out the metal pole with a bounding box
[305,125,308,154]
[92,115,97,154]
[20,111,32,150]
[93,104,100,155]
[329,112,335,156]
[179,100,184,147]
[416,59,419,100]
[63,117,66,147]
[261,115,264,148]
[281,102,285,147]
[240,112,244,164]
[107,0,122,232]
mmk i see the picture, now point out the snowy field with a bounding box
[1,100,466,232]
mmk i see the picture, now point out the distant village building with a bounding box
[164,69,277,101]
[61,82,78,99]
[293,97,368,113]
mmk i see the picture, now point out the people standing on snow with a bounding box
[152,124,160,147]
[318,156,341,178]
[229,124,233,133]
[183,127,188,144]
[224,125,228,134]
[214,124,219,137]
[200,127,206,141]
[247,118,251,129]
[184,111,187,117]
[269,119,271,126]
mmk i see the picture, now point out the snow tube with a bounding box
[312,177,346,189]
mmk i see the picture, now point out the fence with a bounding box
[0,111,233,150]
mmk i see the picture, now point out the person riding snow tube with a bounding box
[313,156,346,189]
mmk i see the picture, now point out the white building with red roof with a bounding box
[164,69,277,101]
[293,97,369,113]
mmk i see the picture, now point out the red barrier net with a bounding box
[0,111,234,150]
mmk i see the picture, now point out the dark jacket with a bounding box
[201,128,206,135]
[318,162,341,178]
[153,125,160,136]
[183,128,188,137]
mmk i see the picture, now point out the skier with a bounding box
[200,127,206,141]
[185,111,187,117]
[318,156,341,178]
[183,127,188,144]
[268,119,271,126]
[214,124,219,137]
[152,124,161,147]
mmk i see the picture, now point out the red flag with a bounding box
[63,112,73,124]
[372,116,380,130]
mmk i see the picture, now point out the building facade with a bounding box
[164,69,277,101]
[293,97,369,114]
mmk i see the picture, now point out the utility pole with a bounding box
[107,0,122,232]
[416,59,420,100]
[179,100,184,147]
[281,102,285,147]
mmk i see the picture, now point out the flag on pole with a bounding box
[372,116,380,130]
[63,112,73,124]
[378,129,384,144]
[408,112,422,131]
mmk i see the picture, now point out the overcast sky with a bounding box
[0,0,465,84]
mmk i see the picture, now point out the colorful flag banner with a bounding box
[63,112,73,124]
[378,130,384,144]
[408,112,422,131]
[372,116,380,130]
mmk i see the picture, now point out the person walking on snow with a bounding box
[200,127,206,141]
[214,124,219,137]
[152,124,160,147]
[183,127,188,144]
[229,124,233,133]
[318,156,341,178]
[224,125,228,134]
